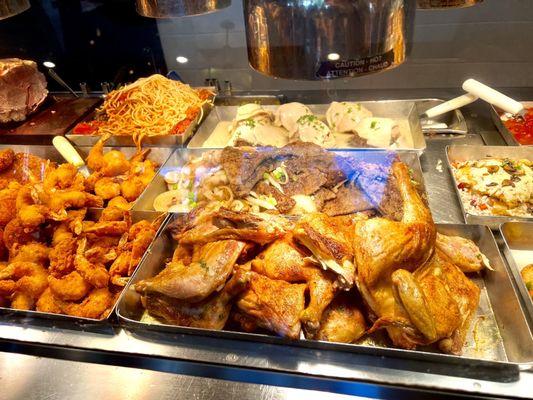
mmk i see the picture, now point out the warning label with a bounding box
[316,50,395,79]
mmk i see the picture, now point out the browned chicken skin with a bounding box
[435,233,491,273]
[293,213,355,289]
[314,293,366,343]
[135,240,246,302]
[236,271,306,339]
[251,234,337,332]
[142,269,251,329]
[354,161,436,349]
[176,208,290,246]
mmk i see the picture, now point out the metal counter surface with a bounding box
[0,88,532,399]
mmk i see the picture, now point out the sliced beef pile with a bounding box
[220,145,277,197]
[322,184,374,216]
[352,157,403,221]
[0,59,48,123]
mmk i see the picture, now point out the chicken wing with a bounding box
[135,240,245,302]
[293,213,355,289]
[435,233,491,273]
[354,161,436,349]
[236,272,306,339]
[389,249,480,354]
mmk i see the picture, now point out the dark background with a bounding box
[0,0,167,91]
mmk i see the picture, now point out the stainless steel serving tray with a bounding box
[416,98,468,135]
[0,210,167,325]
[66,100,213,148]
[446,145,533,229]
[500,222,533,326]
[117,221,533,368]
[187,100,427,153]
[490,101,533,146]
[132,148,426,212]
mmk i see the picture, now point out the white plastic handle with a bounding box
[462,79,524,115]
[52,136,86,168]
[422,93,478,119]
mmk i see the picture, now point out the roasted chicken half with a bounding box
[354,161,437,349]
[250,234,337,332]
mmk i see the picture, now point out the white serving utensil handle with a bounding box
[462,79,524,115]
[422,93,478,119]
[52,136,90,177]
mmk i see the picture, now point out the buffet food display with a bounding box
[0,77,533,395]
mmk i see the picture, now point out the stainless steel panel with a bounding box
[118,221,533,366]
[416,98,468,135]
[0,210,167,324]
[446,145,533,229]
[188,100,426,152]
[244,0,414,80]
[500,222,533,326]
[133,148,426,212]
[490,101,533,147]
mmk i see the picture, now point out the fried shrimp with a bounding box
[120,176,145,202]
[3,219,36,251]
[49,271,91,301]
[58,287,114,319]
[49,237,77,277]
[94,177,121,200]
[0,262,48,300]
[36,288,62,313]
[44,164,85,192]
[11,242,49,265]
[108,196,131,210]
[0,149,15,172]
[74,238,109,288]
[0,182,21,226]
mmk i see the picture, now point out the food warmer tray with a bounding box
[0,209,167,325]
[500,222,533,325]
[187,100,427,153]
[117,220,533,369]
[490,101,533,146]
[132,148,426,212]
[446,145,533,229]
[65,94,214,148]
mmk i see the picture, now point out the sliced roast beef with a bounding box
[0,59,48,123]
[322,184,374,216]
[253,181,295,213]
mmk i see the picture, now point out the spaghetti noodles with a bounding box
[74,74,212,147]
